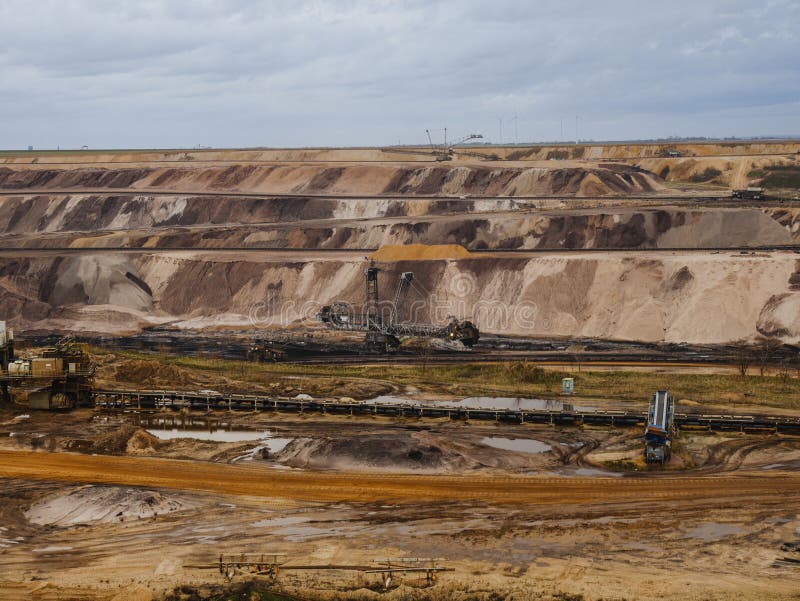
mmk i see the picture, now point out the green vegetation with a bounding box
[746,164,800,189]
[105,349,800,411]
[761,165,800,189]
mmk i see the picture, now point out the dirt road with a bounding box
[2,450,798,505]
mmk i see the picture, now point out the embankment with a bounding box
[0,250,798,343]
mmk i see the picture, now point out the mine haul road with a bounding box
[1,450,798,506]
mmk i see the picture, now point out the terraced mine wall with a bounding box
[0,162,661,197]
[0,194,799,250]
[0,156,797,345]
[1,251,798,343]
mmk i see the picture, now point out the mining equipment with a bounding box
[1,333,95,409]
[246,336,353,362]
[422,131,496,161]
[644,390,675,464]
[317,263,479,352]
[731,187,764,200]
[0,321,15,404]
[246,340,282,362]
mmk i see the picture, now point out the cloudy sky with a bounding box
[0,0,798,149]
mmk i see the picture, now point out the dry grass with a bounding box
[104,350,800,411]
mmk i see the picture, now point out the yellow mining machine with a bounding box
[1,330,95,410]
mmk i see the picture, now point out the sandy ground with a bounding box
[1,143,799,599]
[1,461,799,600]
[1,398,800,600]
[3,449,800,505]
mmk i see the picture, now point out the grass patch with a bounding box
[761,167,800,189]
[101,349,800,411]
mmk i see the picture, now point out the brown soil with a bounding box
[2,450,798,505]
[369,243,470,261]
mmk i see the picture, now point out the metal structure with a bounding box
[366,558,452,588]
[0,321,14,403]
[190,553,452,589]
[422,130,494,161]
[731,187,765,200]
[645,390,675,464]
[1,335,95,409]
[317,262,480,351]
[92,388,800,434]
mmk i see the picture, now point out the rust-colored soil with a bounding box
[1,450,798,505]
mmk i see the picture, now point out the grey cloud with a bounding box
[0,0,797,148]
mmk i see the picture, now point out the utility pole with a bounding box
[498,117,503,144]
[560,118,564,142]
[513,114,518,145]
[575,115,579,144]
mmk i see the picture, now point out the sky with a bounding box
[0,0,798,149]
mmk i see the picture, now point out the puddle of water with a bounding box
[365,395,422,406]
[264,438,293,453]
[231,438,296,463]
[686,522,745,541]
[366,395,579,412]
[556,468,624,478]
[143,424,296,450]
[480,437,551,454]
[461,397,573,411]
[146,428,273,443]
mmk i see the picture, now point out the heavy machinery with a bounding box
[318,263,480,352]
[423,130,497,161]
[731,187,764,200]
[2,334,95,409]
[644,390,675,464]
[0,321,14,404]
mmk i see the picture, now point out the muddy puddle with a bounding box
[145,428,293,451]
[480,437,552,454]
[366,395,581,412]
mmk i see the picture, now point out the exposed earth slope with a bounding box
[0,142,798,344]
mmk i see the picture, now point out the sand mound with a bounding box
[113,360,196,388]
[25,486,197,526]
[91,424,139,454]
[370,243,470,261]
[126,429,163,454]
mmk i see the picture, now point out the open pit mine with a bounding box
[1,142,800,601]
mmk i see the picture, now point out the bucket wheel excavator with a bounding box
[318,262,480,352]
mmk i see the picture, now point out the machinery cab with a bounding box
[645,390,674,465]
